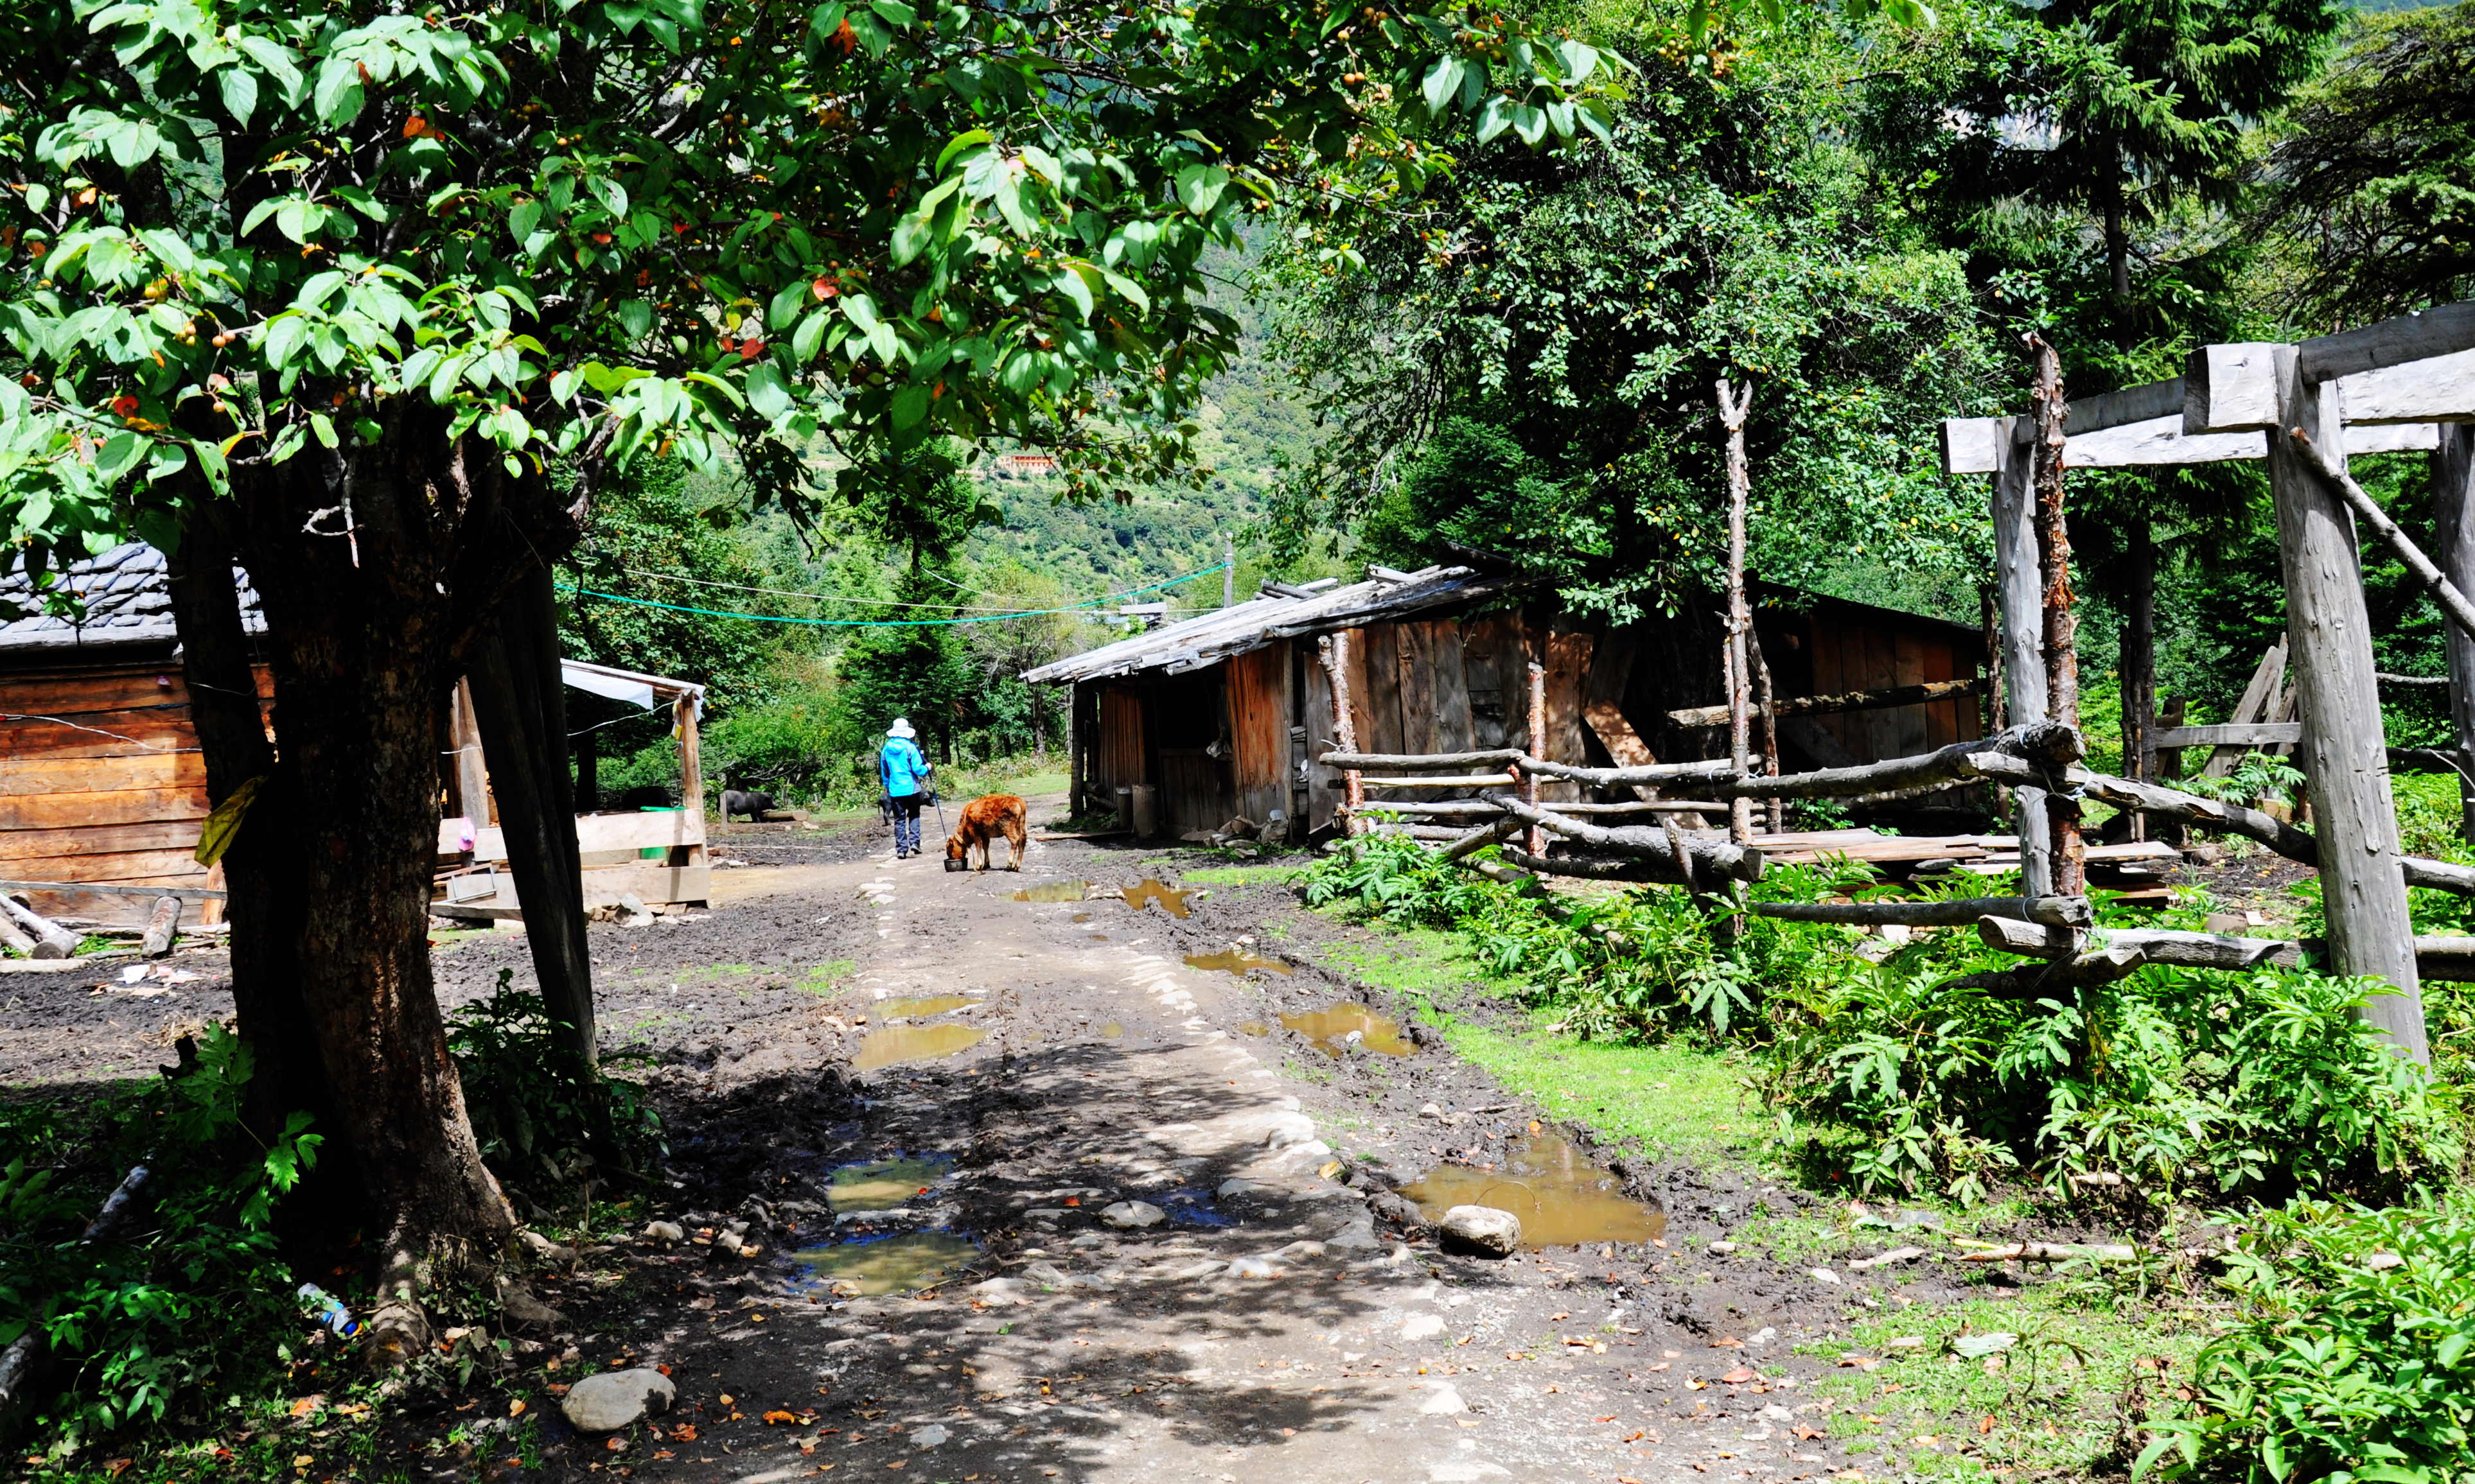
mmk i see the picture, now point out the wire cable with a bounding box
[557,562,1228,629]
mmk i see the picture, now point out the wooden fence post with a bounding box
[2268,342,2426,1059]
[2437,424,2475,844]
[1719,378,1756,846]
[1526,659,1547,858]
[1991,416,2054,897]
[1319,634,1366,837]
[2028,335,2086,897]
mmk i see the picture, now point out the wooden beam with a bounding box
[2064,376,2186,435]
[1666,677,1987,730]
[2299,301,2475,385]
[1976,916,2306,970]
[1750,895,2090,928]
[2337,347,2475,427]
[0,878,228,901]
[2267,342,2426,1058]
[1359,773,1519,789]
[2185,342,2287,433]
[1316,747,1526,770]
[2155,723,2304,748]
[1495,798,1765,883]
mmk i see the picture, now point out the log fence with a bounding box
[1310,296,2475,1063]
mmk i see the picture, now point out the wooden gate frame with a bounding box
[1943,302,2475,1061]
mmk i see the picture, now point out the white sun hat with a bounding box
[888,717,917,739]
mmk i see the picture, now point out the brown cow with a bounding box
[944,794,1028,872]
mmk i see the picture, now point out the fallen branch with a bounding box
[1497,799,1765,883]
[2293,427,2475,642]
[1750,895,2091,929]
[0,896,80,959]
[1435,817,1520,866]
[1667,677,1989,731]
[1316,747,1529,771]
[1975,916,2304,970]
[1965,754,2316,863]
[1960,1242,2139,1264]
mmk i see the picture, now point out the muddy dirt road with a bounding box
[0,801,1956,1481]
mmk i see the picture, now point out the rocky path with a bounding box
[410,811,1888,1483]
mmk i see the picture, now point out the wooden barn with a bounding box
[2,543,710,929]
[1025,564,1989,839]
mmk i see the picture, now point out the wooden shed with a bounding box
[2,544,710,929]
[1025,565,1988,839]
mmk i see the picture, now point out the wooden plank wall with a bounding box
[0,660,270,924]
[1095,687,1147,801]
[1540,619,1595,801]
[1302,645,1341,832]
[1804,611,1982,762]
[1227,644,1290,824]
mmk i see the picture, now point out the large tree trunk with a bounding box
[468,568,598,1073]
[182,421,587,1295]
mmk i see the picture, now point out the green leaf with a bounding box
[1555,39,1599,84]
[1476,94,1513,144]
[682,369,748,408]
[509,199,542,241]
[890,381,929,429]
[808,2,847,41]
[936,128,993,175]
[1052,263,1095,320]
[311,59,365,125]
[746,362,792,419]
[590,177,629,219]
[870,0,915,26]
[311,412,339,449]
[262,315,307,369]
[1420,56,1463,116]
[768,279,807,331]
[617,299,655,340]
[866,320,901,365]
[1513,103,1547,146]
[1174,164,1228,216]
[220,67,258,127]
[273,199,326,245]
[1098,266,1149,313]
[791,310,829,363]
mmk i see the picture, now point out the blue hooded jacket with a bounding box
[879,737,930,797]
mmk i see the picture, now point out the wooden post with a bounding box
[1980,585,2005,733]
[2438,424,2475,844]
[1318,634,1366,837]
[2123,521,2156,840]
[1526,659,1547,858]
[2028,334,2085,898]
[1747,627,1783,835]
[1719,377,1755,846]
[1991,415,2054,896]
[449,677,491,826]
[2268,342,2425,1058]
[2153,697,2187,847]
[676,690,704,821]
[142,895,182,959]
[1068,683,1086,817]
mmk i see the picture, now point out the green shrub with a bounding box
[2142,1200,2475,1483]
[0,1028,319,1451]
[446,973,664,1196]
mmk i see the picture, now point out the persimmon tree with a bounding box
[0,0,1614,1318]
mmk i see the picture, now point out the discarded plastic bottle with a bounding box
[297,1283,358,1338]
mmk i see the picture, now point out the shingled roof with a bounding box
[0,543,265,654]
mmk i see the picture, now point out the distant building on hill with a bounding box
[1023,565,1988,840]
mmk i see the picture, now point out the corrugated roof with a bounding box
[0,543,265,654]
[1022,564,1526,684]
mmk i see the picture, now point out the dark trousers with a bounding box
[890,793,923,853]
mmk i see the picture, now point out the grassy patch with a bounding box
[1443,1018,1757,1167]
[1180,863,1308,887]
[1799,1292,2206,1478]
[802,957,859,993]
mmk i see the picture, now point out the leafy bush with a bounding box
[2142,1200,2475,1482]
[0,1028,319,1450]
[446,973,663,1196]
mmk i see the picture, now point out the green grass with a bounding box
[1443,1019,1757,1168]
[1179,863,1308,887]
[802,957,858,993]
[1798,1291,2208,1477]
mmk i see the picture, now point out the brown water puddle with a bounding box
[829,1155,953,1212]
[877,995,975,1019]
[1280,1004,1414,1057]
[1123,879,1192,917]
[1072,913,1091,923]
[1399,1133,1667,1250]
[791,1232,980,1296]
[1185,949,1293,977]
[1012,880,1089,903]
[1236,1022,1270,1037]
[853,1022,990,1070]
[1100,1021,1124,1038]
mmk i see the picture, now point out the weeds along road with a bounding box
[409,795,1917,1483]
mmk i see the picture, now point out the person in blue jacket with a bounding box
[879,718,934,859]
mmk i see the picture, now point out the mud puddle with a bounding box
[829,1154,954,1212]
[876,994,976,1018]
[1282,1004,1413,1056]
[1185,948,1292,977]
[853,1022,990,1070]
[1122,880,1192,917]
[1400,1132,1667,1249]
[790,1232,981,1295]
[1012,880,1089,903]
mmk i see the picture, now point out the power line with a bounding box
[558,562,1228,629]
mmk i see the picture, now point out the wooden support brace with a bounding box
[1749,895,2091,929]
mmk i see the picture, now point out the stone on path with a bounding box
[1437,1205,1520,1258]
[912,1423,949,1447]
[642,1220,685,1244]
[1416,1383,1467,1415]
[1400,1312,1446,1341]
[561,1368,676,1433]
[1100,1200,1165,1228]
